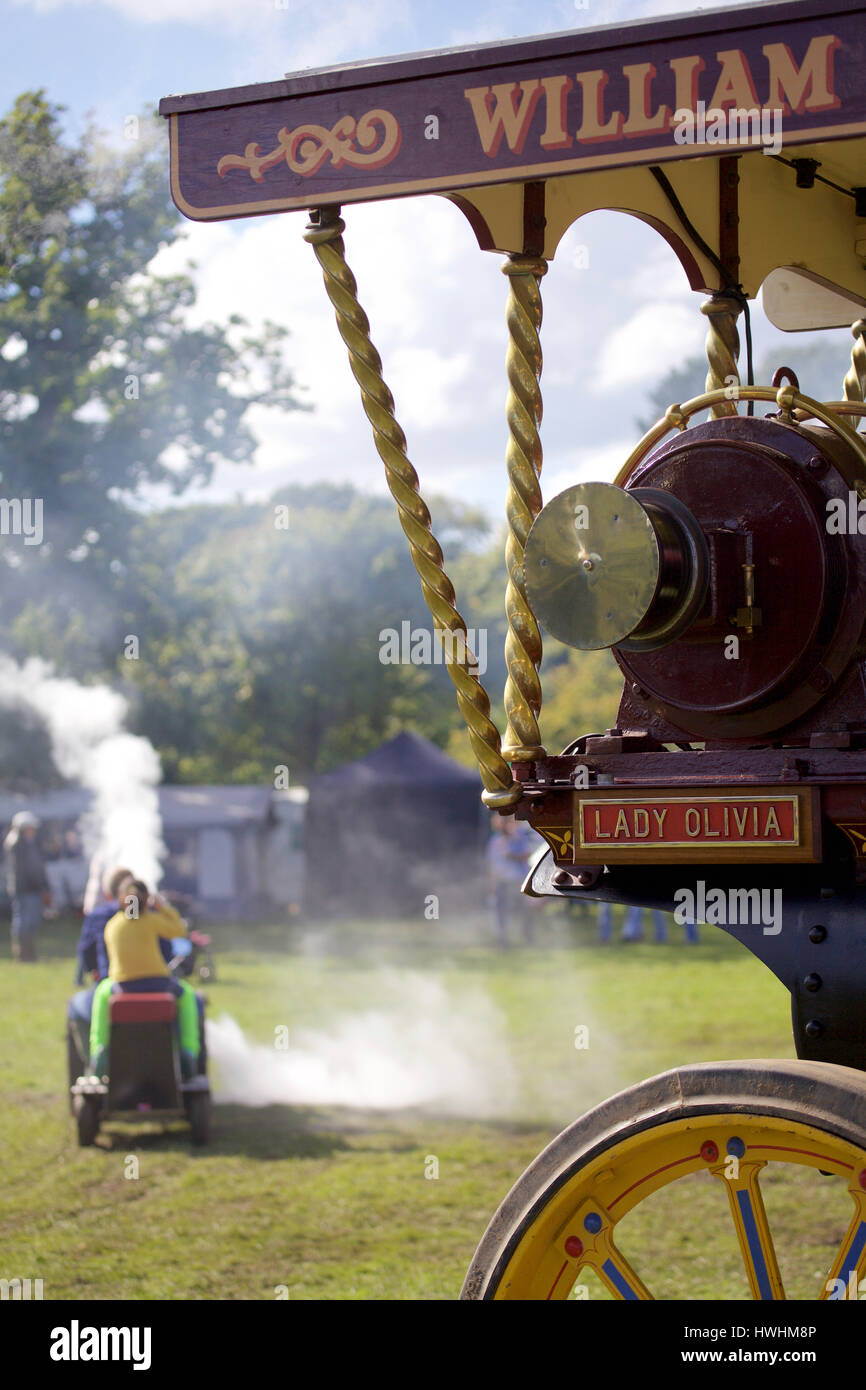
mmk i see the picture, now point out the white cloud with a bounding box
[588,0,764,18]
[145,191,721,513]
[2,392,39,422]
[13,0,761,27]
[72,398,109,425]
[623,241,696,304]
[14,0,411,75]
[16,0,252,21]
[446,0,763,46]
[542,438,635,498]
[144,193,508,503]
[594,301,705,392]
[280,0,412,73]
[1,334,27,362]
[387,346,474,429]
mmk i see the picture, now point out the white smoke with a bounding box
[0,655,166,888]
[206,972,519,1117]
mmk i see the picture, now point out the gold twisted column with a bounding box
[843,319,866,403]
[501,254,547,763]
[304,207,520,807]
[701,292,742,419]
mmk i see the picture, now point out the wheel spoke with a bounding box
[591,1240,653,1301]
[464,1064,866,1302]
[821,1182,866,1300]
[555,1198,653,1301]
[714,1159,785,1300]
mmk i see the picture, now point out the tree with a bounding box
[116,484,486,783]
[0,91,305,672]
[0,700,59,791]
[110,480,632,784]
[539,645,623,754]
[636,337,853,434]
[636,355,707,434]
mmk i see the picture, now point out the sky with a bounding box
[3,0,861,520]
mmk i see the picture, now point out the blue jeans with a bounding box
[652,910,668,943]
[69,986,95,1024]
[490,882,532,945]
[622,905,644,940]
[597,902,612,942]
[622,908,680,943]
[11,892,42,938]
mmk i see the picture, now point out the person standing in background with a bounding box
[597,901,613,942]
[487,815,534,947]
[4,811,50,962]
[622,903,698,944]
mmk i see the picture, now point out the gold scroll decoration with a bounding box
[218,111,401,183]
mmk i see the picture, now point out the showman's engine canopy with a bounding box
[162,0,866,1302]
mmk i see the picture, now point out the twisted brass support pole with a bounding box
[501,254,547,762]
[701,292,742,419]
[843,319,866,403]
[304,208,520,807]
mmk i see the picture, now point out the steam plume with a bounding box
[206,971,519,1117]
[0,655,165,888]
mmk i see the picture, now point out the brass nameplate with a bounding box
[572,786,820,864]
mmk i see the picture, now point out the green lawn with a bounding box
[0,907,848,1300]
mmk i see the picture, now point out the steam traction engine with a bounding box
[465,379,866,1301]
[162,0,866,1299]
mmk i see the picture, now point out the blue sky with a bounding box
[4,0,715,126]
[4,0,861,518]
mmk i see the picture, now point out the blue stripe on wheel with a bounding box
[602,1258,639,1300]
[736,1189,774,1300]
[839,1222,866,1285]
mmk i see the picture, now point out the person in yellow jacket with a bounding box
[88,878,201,1080]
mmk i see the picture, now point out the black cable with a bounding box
[743,298,754,417]
[649,164,755,415]
[770,154,857,202]
[649,166,729,285]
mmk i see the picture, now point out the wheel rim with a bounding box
[492,1112,866,1300]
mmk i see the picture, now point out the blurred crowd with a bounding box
[486,813,699,947]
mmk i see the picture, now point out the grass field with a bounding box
[0,905,852,1301]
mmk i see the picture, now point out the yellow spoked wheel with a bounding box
[461,1061,866,1301]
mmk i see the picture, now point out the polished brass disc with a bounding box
[524,482,660,650]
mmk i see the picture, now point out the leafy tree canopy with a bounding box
[636,335,853,434]
[0,90,633,789]
[116,484,492,783]
[0,91,305,661]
